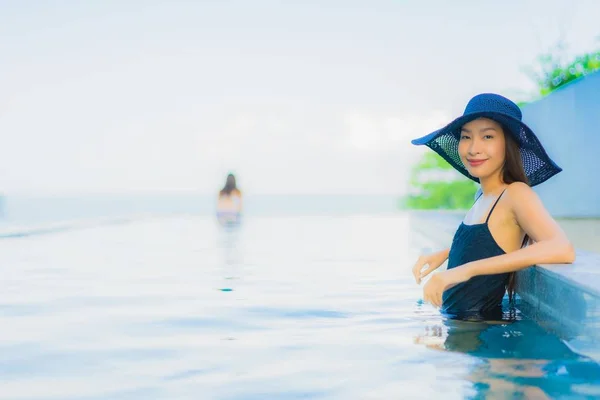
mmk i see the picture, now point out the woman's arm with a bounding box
[423,182,575,307]
[463,182,575,278]
[413,247,451,284]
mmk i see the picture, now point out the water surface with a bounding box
[1,214,599,399]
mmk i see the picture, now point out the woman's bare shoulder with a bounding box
[498,182,537,226]
[506,181,533,194]
[504,181,554,229]
[505,182,539,207]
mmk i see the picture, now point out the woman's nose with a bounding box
[468,138,482,155]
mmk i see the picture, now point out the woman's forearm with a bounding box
[437,247,450,263]
[463,238,575,278]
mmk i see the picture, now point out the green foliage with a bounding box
[400,152,478,210]
[411,151,453,171]
[521,42,600,102]
[402,179,478,210]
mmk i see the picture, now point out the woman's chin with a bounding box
[466,168,490,179]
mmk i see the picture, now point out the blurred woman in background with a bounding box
[217,173,243,225]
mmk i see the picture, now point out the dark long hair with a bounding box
[501,126,529,303]
[220,174,238,196]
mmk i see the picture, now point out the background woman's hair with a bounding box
[220,174,238,196]
[501,125,529,303]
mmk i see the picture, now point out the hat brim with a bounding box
[411,111,562,187]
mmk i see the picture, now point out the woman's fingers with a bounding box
[412,258,426,284]
[427,292,439,308]
[434,291,442,308]
[423,288,443,308]
[419,263,438,280]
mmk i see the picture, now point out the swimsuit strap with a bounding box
[474,189,483,203]
[485,188,508,224]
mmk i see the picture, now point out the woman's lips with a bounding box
[467,159,487,167]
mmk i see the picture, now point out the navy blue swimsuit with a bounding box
[442,190,510,320]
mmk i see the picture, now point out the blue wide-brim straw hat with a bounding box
[411,93,562,187]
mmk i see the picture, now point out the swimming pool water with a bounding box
[1,214,599,399]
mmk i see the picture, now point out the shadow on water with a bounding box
[414,301,600,399]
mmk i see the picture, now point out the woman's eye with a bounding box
[484,135,494,139]
[460,135,470,140]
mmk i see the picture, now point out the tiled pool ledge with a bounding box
[409,211,600,360]
[516,251,600,360]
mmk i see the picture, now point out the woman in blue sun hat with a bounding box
[410,93,575,320]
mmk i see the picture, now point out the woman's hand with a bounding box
[422,266,472,308]
[412,249,449,284]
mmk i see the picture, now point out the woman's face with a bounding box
[458,118,506,181]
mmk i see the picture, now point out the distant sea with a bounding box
[0,194,401,228]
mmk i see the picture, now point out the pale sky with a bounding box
[1,0,598,195]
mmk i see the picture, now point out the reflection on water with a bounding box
[0,214,599,399]
[217,220,243,291]
[414,314,600,399]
